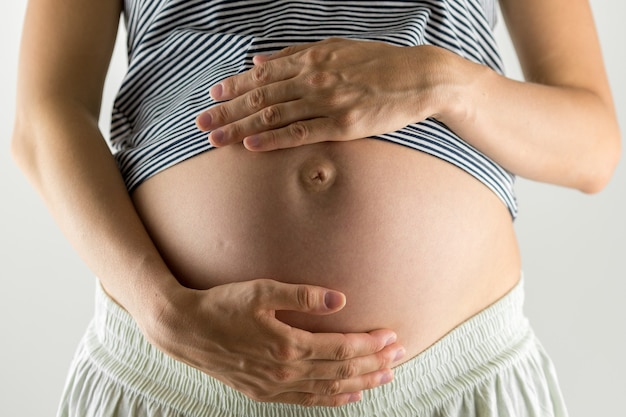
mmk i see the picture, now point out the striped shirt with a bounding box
[111,0,517,217]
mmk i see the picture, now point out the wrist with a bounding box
[429,48,492,130]
[101,253,183,325]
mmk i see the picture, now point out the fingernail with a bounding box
[196,112,212,130]
[384,334,397,347]
[380,370,393,385]
[347,392,361,403]
[210,83,223,100]
[253,55,267,64]
[210,129,225,145]
[244,135,261,149]
[324,291,344,309]
[394,348,406,362]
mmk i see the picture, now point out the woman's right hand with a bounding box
[138,278,405,407]
[14,0,402,407]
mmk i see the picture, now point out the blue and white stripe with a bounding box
[111,0,517,217]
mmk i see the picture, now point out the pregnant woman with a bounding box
[12,0,619,416]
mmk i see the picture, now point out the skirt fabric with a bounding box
[57,278,568,416]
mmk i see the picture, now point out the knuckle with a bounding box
[282,45,299,55]
[335,111,358,129]
[277,45,298,59]
[333,341,356,361]
[224,77,241,98]
[213,104,230,124]
[227,122,243,140]
[288,122,309,144]
[305,70,335,88]
[298,393,317,407]
[249,279,276,312]
[246,88,266,110]
[301,47,325,65]
[336,359,358,379]
[232,356,248,373]
[249,279,268,303]
[272,341,300,362]
[364,374,378,390]
[321,380,342,396]
[260,105,281,126]
[251,63,271,84]
[295,285,316,311]
[270,365,294,383]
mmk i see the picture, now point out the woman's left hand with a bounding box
[196,38,456,151]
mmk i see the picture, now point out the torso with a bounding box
[132,139,521,363]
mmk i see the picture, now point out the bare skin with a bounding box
[11,0,404,406]
[198,12,619,192]
[11,0,620,408]
[132,139,522,366]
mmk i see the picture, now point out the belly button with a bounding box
[298,159,337,192]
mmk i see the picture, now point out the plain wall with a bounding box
[1,1,624,415]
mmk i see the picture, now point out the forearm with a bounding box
[196,36,620,193]
[436,55,621,192]
[11,0,178,318]
[11,98,180,321]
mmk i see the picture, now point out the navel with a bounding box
[298,158,337,192]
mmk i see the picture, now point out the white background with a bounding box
[1,1,624,415]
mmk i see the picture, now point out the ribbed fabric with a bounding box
[57,278,569,416]
[110,0,518,218]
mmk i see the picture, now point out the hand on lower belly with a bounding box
[138,278,406,407]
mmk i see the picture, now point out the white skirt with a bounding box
[57,277,568,416]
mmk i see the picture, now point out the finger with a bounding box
[198,86,308,144]
[254,38,344,64]
[302,342,405,380]
[252,43,315,64]
[210,58,300,101]
[253,327,402,385]
[298,329,400,362]
[254,279,347,314]
[207,97,324,147]
[255,339,402,386]
[294,368,394,399]
[197,80,299,132]
[242,117,349,151]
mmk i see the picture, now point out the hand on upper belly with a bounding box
[194,39,453,151]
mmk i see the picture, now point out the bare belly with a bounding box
[132,139,521,362]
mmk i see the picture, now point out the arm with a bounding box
[439,0,621,193]
[197,0,620,192]
[11,0,174,329]
[11,0,402,406]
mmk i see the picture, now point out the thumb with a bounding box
[257,280,346,315]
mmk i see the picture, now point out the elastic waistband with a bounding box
[87,279,532,416]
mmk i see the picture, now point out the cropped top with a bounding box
[111,0,517,218]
